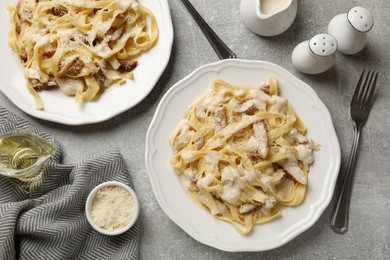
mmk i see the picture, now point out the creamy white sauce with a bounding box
[56,77,83,95]
[179,174,192,190]
[239,166,257,184]
[295,139,320,164]
[201,88,229,111]
[92,44,112,59]
[33,36,51,50]
[260,196,277,215]
[24,68,49,83]
[285,128,307,144]
[196,174,214,189]
[259,174,272,188]
[221,181,241,204]
[249,88,272,103]
[253,122,268,157]
[181,152,196,164]
[269,95,287,113]
[260,0,290,15]
[204,152,220,166]
[24,68,42,80]
[220,166,241,204]
[295,144,315,164]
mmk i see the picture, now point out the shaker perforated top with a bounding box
[309,33,338,57]
[347,6,374,33]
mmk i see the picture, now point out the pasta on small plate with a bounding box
[0,0,173,125]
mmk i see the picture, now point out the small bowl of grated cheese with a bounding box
[85,181,139,235]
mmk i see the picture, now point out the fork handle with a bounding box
[331,124,363,234]
[181,0,237,60]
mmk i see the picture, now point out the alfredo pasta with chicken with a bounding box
[8,0,158,109]
[169,77,319,235]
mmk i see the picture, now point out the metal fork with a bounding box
[331,70,379,234]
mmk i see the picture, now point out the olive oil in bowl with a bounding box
[0,132,54,181]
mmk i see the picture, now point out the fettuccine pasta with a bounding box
[8,0,158,109]
[169,77,319,235]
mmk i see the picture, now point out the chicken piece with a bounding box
[57,56,84,77]
[278,148,307,185]
[20,50,28,63]
[215,200,228,215]
[228,98,263,114]
[118,60,138,72]
[40,49,56,59]
[173,134,191,152]
[295,139,320,165]
[196,174,214,190]
[259,173,273,190]
[183,167,197,181]
[29,76,58,91]
[182,167,199,192]
[239,203,255,214]
[195,105,207,119]
[193,133,205,150]
[240,121,268,158]
[94,70,107,88]
[238,166,257,185]
[269,95,287,113]
[198,192,211,209]
[245,104,258,115]
[260,196,277,215]
[173,120,193,153]
[253,122,268,158]
[17,0,36,21]
[260,84,270,94]
[213,107,226,130]
[52,7,67,16]
[284,128,307,144]
[106,27,124,43]
[187,183,198,192]
[16,24,21,34]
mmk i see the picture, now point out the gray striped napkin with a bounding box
[0,106,139,260]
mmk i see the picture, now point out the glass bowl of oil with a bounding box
[0,131,54,181]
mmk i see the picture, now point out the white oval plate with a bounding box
[145,59,341,252]
[0,0,173,125]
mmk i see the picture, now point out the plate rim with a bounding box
[145,59,341,252]
[0,0,174,125]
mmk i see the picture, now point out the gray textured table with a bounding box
[1,0,390,259]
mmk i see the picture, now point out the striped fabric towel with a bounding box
[0,107,139,260]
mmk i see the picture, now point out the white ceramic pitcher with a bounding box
[240,0,298,37]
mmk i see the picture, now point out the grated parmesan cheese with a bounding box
[90,185,135,232]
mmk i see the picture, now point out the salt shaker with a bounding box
[328,6,374,55]
[291,33,338,74]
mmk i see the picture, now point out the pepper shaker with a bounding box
[291,33,338,74]
[328,6,374,55]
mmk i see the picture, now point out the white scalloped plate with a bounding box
[0,0,173,125]
[145,59,341,252]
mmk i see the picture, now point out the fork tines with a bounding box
[351,70,379,109]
